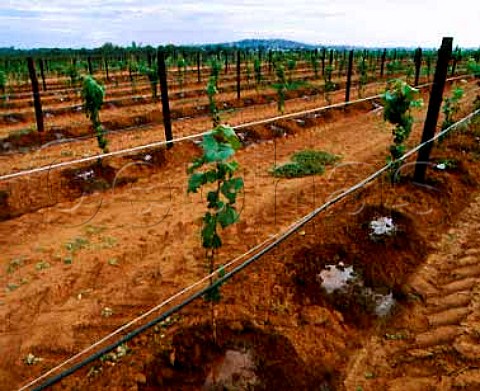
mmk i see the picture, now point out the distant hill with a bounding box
[200,39,319,50]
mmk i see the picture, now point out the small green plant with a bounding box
[245,60,252,86]
[286,58,296,84]
[176,58,187,97]
[254,58,262,90]
[35,260,51,271]
[271,149,340,178]
[439,85,464,143]
[206,78,220,127]
[24,353,43,366]
[273,64,287,114]
[467,58,480,78]
[0,69,6,96]
[311,53,319,79]
[64,64,79,86]
[100,344,129,363]
[324,65,336,104]
[139,64,159,101]
[81,76,109,156]
[209,59,221,88]
[405,62,414,84]
[7,258,24,274]
[382,79,423,182]
[129,60,138,92]
[187,123,243,343]
[357,57,368,98]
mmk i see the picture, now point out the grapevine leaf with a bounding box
[187,157,205,174]
[217,205,239,228]
[205,169,218,183]
[207,191,218,208]
[219,126,242,150]
[220,177,244,203]
[187,173,206,193]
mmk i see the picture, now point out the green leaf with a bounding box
[207,191,218,208]
[187,173,206,193]
[218,125,242,150]
[224,161,239,174]
[187,157,204,174]
[218,205,239,228]
[220,177,244,203]
[205,169,218,183]
[201,134,235,162]
[201,134,218,154]
[201,213,221,249]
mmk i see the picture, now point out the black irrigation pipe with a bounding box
[25,108,480,391]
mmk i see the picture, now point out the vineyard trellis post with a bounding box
[451,48,459,77]
[236,50,241,100]
[87,56,93,75]
[321,47,326,75]
[380,48,386,77]
[414,47,422,86]
[104,57,110,82]
[345,50,354,103]
[27,57,44,133]
[39,58,47,91]
[268,49,273,74]
[197,52,201,83]
[157,48,173,149]
[413,37,453,183]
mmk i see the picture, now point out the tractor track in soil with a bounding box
[344,193,480,391]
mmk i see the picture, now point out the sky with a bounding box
[0,0,479,49]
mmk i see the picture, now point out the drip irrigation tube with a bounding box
[22,108,479,391]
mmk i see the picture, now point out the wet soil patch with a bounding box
[239,101,375,145]
[62,163,133,195]
[287,149,480,328]
[0,128,76,153]
[141,322,336,391]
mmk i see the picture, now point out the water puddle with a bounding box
[317,262,395,317]
[317,262,355,294]
[76,169,95,181]
[203,349,257,390]
[369,216,396,240]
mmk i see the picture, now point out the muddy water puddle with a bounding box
[203,349,257,390]
[317,262,396,317]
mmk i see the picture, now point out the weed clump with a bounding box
[271,149,340,178]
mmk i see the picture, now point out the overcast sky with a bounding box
[1,0,479,49]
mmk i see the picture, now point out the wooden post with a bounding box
[197,52,201,84]
[39,58,47,91]
[104,58,110,82]
[236,50,241,100]
[268,50,273,74]
[157,48,173,149]
[147,51,152,68]
[413,37,453,183]
[27,57,44,133]
[380,49,387,77]
[224,52,228,74]
[87,56,93,75]
[426,54,432,81]
[321,48,326,75]
[329,49,334,67]
[451,49,459,76]
[345,50,354,103]
[414,47,422,86]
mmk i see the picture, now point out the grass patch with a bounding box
[270,149,340,178]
